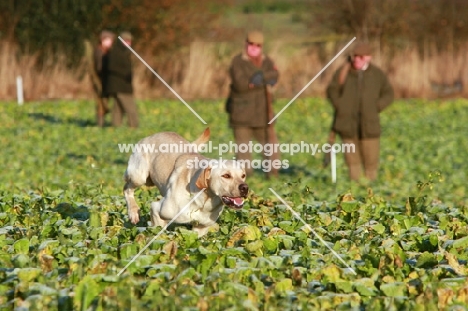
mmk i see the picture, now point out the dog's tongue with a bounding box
[233,197,244,206]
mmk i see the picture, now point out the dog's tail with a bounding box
[192,127,210,146]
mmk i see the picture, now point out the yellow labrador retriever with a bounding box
[123,128,248,237]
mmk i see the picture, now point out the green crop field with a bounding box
[0,98,467,310]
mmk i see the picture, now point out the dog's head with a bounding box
[195,159,248,210]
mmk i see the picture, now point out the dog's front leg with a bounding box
[124,181,140,224]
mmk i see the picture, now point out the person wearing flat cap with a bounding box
[102,31,139,128]
[326,41,394,182]
[90,30,114,127]
[226,30,280,178]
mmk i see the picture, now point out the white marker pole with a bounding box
[16,76,24,105]
[331,148,337,183]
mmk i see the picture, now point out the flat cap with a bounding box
[246,30,264,45]
[353,42,372,56]
[100,30,114,40]
[120,31,132,41]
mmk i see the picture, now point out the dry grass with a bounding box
[1,39,467,102]
[0,42,91,101]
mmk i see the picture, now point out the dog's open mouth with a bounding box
[222,196,245,209]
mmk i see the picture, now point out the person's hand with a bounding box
[266,77,277,86]
[249,71,264,86]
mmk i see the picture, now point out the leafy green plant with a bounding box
[0,98,467,309]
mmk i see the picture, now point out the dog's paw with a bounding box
[128,210,140,224]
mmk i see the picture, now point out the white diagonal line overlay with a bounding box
[269,188,357,275]
[117,189,206,276]
[269,37,356,124]
[118,36,207,125]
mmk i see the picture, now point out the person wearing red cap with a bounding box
[103,31,139,128]
[326,41,394,182]
[90,30,114,127]
[226,30,280,178]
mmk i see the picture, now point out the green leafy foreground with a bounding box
[0,99,467,310]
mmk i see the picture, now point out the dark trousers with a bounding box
[232,126,280,178]
[96,97,110,127]
[111,93,138,128]
[91,79,110,127]
[342,137,380,181]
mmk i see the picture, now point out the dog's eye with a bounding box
[222,174,231,179]
[241,174,246,179]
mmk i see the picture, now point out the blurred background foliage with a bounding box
[3,0,468,67]
[0,0,467,100]
[309,0,468,53]
[0,0,225,68]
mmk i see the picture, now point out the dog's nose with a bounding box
[239,183,249,196]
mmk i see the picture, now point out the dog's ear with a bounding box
[195,167,212,189]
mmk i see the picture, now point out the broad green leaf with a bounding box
[335,281,353,293]
[226,256,237,268]
[221,248,248,256]
[341,201,358,213]
[278,235,295,250]
[380,282,407,297]
[452,235,468,249]
[275,278,293,292]
[88,210,101,227]
[245,240,263,254]
[27,283,57,296]
[429,234,439,246]
[279,221,296,233]
[372,224,385,235]
[135,255,155,268]
[269,256,285,268]
[37,240,60,255]
[143,280,162,297]
[146,264,176,272]
[226,225,262,247]
[89,227,105,240]
[253,257,274,268]
[119,243,138,260]
[102,275,119,282]
[354,284,377,296]
[318,213,333,226]
[199,253,218,278]
[60,227,78,235]
[263,237,278,252]
[321,264,342,283]
[354,278,378,296]
[197,246,211,255]
[179,228,199,247]
[221,282,249,296]
[175,267,199,282]
[17,268,42,282]
[416,252,438,268]
[12,254,30,268]
[74,275,100,311]
[13,239,30,254]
